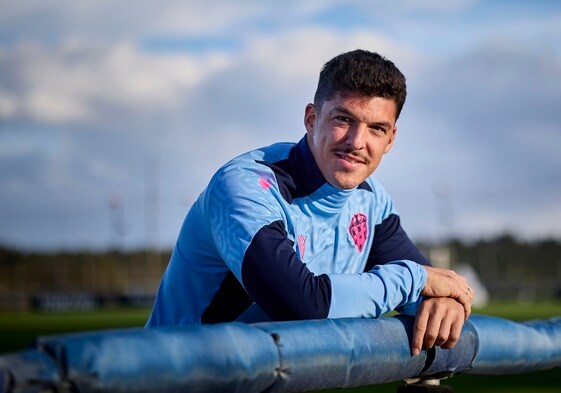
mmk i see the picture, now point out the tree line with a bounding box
[1,234,560,311]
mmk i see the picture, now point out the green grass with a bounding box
[0,303,560,392]
[0,307,151,354]
[472,301,561,321]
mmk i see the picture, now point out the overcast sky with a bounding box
[1,0,560,251]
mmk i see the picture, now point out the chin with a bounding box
[331,176,363,190]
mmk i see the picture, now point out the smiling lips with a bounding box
[334,150,369,166]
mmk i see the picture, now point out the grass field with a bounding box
[0,302,560,392]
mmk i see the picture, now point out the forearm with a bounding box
[327,260,427,318]
[241,222,427,321]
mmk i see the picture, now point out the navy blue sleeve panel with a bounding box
[365,213,430,271]
[241,220,332,321]
[201,272,253,324]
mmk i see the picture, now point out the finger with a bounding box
[422,312,443,350]
[451,285,473,320]
[457,294,471,320]
[468,286,475,303]
[464,285,475,302]
[464,302,472,320]
[412,306,429,356]
[442,318,464,349]
[461,286,474,319]
[434,314,452,347]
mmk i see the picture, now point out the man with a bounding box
[146,49,474,356]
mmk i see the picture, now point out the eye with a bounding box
[334,116,352,124]
[369,125,388,134]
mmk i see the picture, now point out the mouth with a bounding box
[334,151,367,166]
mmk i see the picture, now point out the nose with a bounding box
[345,124,367,150]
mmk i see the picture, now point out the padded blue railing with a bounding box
[1,314,560,392]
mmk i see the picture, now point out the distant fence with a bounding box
[29,292,155,312]
[0,249,165,311]
[2,242,561,311]
[1,314,560,393]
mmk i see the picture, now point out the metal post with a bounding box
[397,378,454,393]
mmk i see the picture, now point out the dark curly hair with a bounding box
[313,49,407,119]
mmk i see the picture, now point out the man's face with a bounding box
[305,93,398,189]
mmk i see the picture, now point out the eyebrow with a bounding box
[330,106,393,130]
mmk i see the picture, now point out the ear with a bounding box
[383,125,398,154]
[304,103,317,134]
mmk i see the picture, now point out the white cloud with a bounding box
[0,40,232,123]
[0,26,419,249]
[0,1,273,44]
[244,27,419,82]
[351,0,478,14]
[0,91,17,117]
[2,1,561,249]
[155,1,268,36]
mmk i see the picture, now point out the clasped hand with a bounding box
[410,266,475,356]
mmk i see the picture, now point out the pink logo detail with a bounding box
[259,176,272,190]
[298,234,307,260]
[349,213,368,252]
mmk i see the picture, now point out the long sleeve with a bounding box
[206,164,426,321]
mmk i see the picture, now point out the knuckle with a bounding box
[442,340,457,349]
[424,331,438,342]
[436,334,448,345]
[448,332,460,343]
